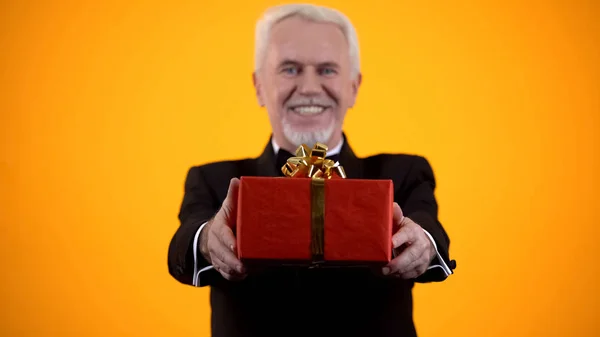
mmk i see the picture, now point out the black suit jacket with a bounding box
[168,136,455,337]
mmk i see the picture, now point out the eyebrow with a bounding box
[278,59,302,68]
[277,59,341,68]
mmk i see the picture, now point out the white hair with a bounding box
[254,3,360,78]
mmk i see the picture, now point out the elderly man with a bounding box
[168,3,455,337]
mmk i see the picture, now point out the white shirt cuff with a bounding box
[422,229,453,277]
[192,221,214,287]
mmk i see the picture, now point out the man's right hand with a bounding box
[199,177,247,281]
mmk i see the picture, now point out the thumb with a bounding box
[218,178,240,228]
[392,202,404,229]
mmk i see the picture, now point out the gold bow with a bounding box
[281,143,347,180]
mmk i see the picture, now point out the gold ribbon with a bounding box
[281,143,347,263]
[281,143,347,180]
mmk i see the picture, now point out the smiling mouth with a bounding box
[288,105,329,116]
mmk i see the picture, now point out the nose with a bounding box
[297,69,322,96]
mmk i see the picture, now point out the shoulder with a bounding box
[363,152,429,167]
[359,153,437,193]
[362,153,434,177]
[189,158,256,178]
[185,157,257,184]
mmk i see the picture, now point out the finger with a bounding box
[212,254,247,281]
[397,242,431,278]
[217,178,240,229]
[216,222,239,255]
[401,260,429,279]
[391,222,418,249]
[211,253,235,275]
[392,202,404,230]
[211,235,245,274]
[384,243,421,275]
[215,265,246,281]
[398,269,422,280]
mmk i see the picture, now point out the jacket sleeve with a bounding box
[397,156,456,283]
[167,166,219,286]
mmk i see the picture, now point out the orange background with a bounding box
[1,1,599,336]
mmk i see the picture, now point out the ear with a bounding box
[349,73,362,108]
[252,72,265,107]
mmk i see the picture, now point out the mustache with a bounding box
[286,97,335,108]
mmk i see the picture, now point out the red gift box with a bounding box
[235,176,394,267]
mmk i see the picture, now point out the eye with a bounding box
[281,66,299,75]
[319,67,337,76]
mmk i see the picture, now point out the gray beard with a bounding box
[282,121,335,148]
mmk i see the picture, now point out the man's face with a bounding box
[253,15,361,150]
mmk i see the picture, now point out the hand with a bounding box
[199,178,247,281]
[382,203,436,279]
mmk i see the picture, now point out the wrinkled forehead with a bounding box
[265,16,350,67]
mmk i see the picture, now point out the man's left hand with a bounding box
[382,203,436,279]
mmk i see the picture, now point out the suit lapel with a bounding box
[338,134,363,179]
[255,138,279,177]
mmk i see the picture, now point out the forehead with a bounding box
[266,16,349,65]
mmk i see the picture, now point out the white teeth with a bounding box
[292,106,325,115]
